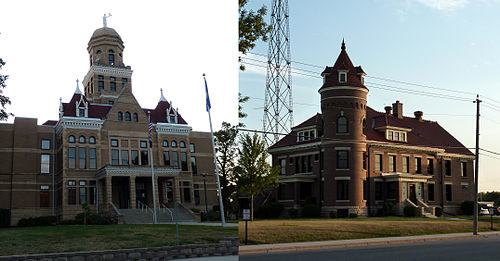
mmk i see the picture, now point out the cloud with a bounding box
[416,0,468,11]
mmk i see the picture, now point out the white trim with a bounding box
[56,117,104,133]
[319,86,369,94]
[334,176,351,180]
[461,182,469,186]
[445,182,453,185]
[82,65,133,87]
[334,147,351,150]
[428,181,435,184]
[321,96,367,101]
[155,122,192,136]
[268,141,321,153]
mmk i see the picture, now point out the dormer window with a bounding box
[75,95,88,118]
[79,109,85,117]
[386,130,407,142]
[297,129,316,142]
[339,71,347,83]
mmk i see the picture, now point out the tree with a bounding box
[234,133,279,221]
[239,0,272,70]
[0,57,13,121]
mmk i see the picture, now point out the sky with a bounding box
[0,0,238,131]
[239,0,500,192]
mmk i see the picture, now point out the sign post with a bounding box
[243,209,251,245]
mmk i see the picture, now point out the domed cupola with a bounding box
[87,25,125,67]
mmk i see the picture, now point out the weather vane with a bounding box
[103,13,112,27]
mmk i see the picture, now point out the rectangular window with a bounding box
[181,152,188,171]
[89,180,96,205]
[307,155,312,172]
[295,157,299,173]
[280,158,286,174]
[183,181,191,203]
[141,150,148,165]
[131,150,139,165]
[445,160,451,176]
[403,156,409,173]
[172,151,179,168]
[111,139,118,147]
[41,139,51,150]
[387,182,398,199]
[110,81,116,92]
[69,147,76,169]
[446,184,452,201]
[98,81,104,91]
[89,148,96,169]
[191,157,197,175]
[98,75,104,80]
[190,143,195,153]
[41,154,50,174]
[111,149,119,165]
[395,132,400,141]
[389,155,396,172]
[363,153,367,170]
[461,162,467,177]
[79,187,87,204]
[415,157,422,174]
[68,180,76,205]
[40,185,49,207]
[388,131,393,140]
[428,183,435,201]
[121,150,129,165]
[163,151,170,166]
[363,180,367,200]
[336,150,349,169]
[78,147,86,169]
[301,156,306,173]
[140,141,147,148]
[375,182,383,200]
[336,180,349,200]
[375,154,382,171]
[427,158,434,174]
[194,184,200,205]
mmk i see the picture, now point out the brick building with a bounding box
[269,41,475,217]
[0,25,219,224]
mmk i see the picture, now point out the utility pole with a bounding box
[473,94,481,235]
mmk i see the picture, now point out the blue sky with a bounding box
[239,0,500,192]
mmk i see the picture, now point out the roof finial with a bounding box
[341,38,346,51]
[103,13,112,27]
[160,88,166,102]
[75,79,82,94]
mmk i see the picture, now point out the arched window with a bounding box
[180,141,186,148]
[133,113,138,122]
[125,112,131,121]
[89,136,96,144]
[362,118,366,135]
[69,135,75,143]
[96,50,102,54]
[163,140,169,147]
[108,50,115,65]
[171,140,177,148]
[79,136,86,143]
[337,116,348,133]
[118,112,123,121]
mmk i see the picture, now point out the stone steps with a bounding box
[119,207,197,224]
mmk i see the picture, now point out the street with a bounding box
[240,236,500,261]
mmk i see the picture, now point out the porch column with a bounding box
[173,178,181,203]
[106,175,112,209]
[129,176,136,209]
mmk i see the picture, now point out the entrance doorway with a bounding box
[136,182,147,207]
[409,184,417,204]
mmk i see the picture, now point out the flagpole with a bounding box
[148,111,158,224]
[204,74,226,226]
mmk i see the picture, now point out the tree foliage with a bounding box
[234,133,279,220]
[214,122,239,214]
[479,191,500,207]
[239,0,272,70]
[0,57,13,121]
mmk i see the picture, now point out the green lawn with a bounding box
[238,217,499,245]
[0,224,237,256]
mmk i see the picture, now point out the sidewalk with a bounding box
[159,222,238,227]
[239,231,500,254]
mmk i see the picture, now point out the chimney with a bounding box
[384,106,392,115]
[414,111,423,121]
[392,100,403,119]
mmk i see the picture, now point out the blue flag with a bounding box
[204,75,211,112]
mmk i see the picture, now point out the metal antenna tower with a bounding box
[263,0,293,146]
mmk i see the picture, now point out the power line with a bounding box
[480,148,500,156]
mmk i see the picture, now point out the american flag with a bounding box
[148,113,153,147]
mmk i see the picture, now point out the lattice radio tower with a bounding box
[263,0,293,146]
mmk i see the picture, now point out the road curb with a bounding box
[239,231,500,254]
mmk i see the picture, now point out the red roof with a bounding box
[42,120,58,126]
[270,107,473,156]
[144,100,188,124]
[320,40,367,90]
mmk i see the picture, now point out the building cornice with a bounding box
[318,86,369,94]
[56,117,104,134]
[278,173,316,183]
[268,141,321,154]
[96,165,180,178]
[83,65,133,86]
[155,122,192,136]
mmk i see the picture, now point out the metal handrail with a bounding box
[109,202,122,216]
[137,201,153,214]
[161,203,174,222]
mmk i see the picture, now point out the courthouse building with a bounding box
[269,41,475,217]
[0,25,219,224]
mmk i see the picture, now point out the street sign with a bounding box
[243,209,251,220]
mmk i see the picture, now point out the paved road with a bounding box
[178,255,238,260]
[240,236,500,261]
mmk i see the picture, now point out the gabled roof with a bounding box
[320,40,367,90]
[269,108,473,156]
[292,113,322,130]
[144,100,188,124]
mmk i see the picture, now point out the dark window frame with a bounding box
[337,116,348,133]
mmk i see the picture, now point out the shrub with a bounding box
[349,213,358,218]
[0,208,10,227]
[301,204,321,218]
[461,201,474,215]
[288,208,299,218]
[75,213,113,225]
[435,207,443,217]
[329,211,337,218]
[382,202,395,216]
[404,206,418,217]
[18,216,56,227]
[201,210,221,221]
